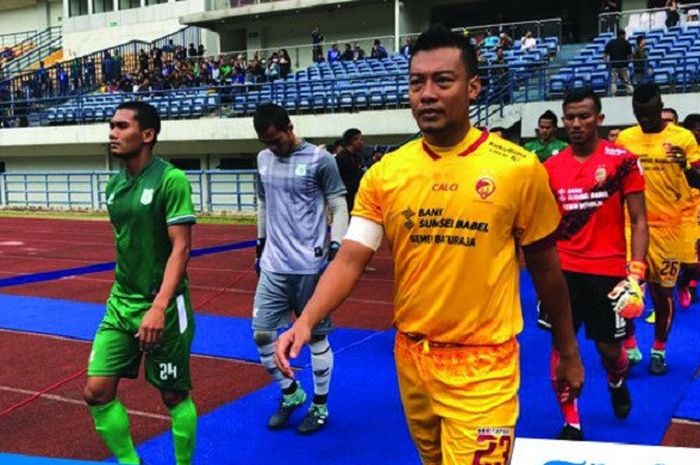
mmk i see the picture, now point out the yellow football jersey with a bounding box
[352,127,561,345]
[617,124,700,226]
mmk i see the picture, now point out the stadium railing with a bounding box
[599,2,700,35]
[0,27,63,80]
[0,26,204,103]
[0,170,258,212]
[220,34,397,72]
[0,30,37,49]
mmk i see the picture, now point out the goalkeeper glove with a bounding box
[328,241,341,262]
[254,238,266,276]
[608,261,647,319]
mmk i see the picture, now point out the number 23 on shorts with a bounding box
[472,428,513,465]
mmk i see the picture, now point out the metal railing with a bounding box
[0,27,63,80]
[0,170,258,212]
[401,17,563,48]
[220,34,396,72]
[0,30,37,48]
[599,2,700,35]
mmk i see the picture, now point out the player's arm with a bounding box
[138,224,192,350]
[524,245,584,398]
[276,217,381,378]
[627,192,648,264]
[666,138,700,188]
[326,195,349,260]
[254,161,267,275]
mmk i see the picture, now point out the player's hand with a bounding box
[664,143,687,168]
[137,305,166,352]
[555,350,584,402]
[608,276,645,319]
[328,241,341,261]
[275,321,312,379]
[254,238,266,277]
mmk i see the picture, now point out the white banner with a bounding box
[511,437,700,465]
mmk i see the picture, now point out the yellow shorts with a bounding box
[648,224,682,287]
[680,218,698,264]
[394,331,518,465]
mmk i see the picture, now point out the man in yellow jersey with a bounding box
[682,114,700,303]
[274,25,584,465]
[617,84,700,375]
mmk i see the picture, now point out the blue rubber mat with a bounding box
[518,272,700,444]
[0,293,375,366]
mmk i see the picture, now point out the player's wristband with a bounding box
[627,260,647,281]
[256,238,266,259]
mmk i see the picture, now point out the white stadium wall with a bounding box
[61,0,207,58]
[0,1,58,34]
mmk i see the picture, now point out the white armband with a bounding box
[344,216,384,251]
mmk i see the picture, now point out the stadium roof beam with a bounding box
[179,0,375,29]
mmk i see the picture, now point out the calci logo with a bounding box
[475,177,496,200]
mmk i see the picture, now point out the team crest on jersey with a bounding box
[140,188,154,205]
[295,164,307,176]
[594,165,607,184]
[475,177,496,200]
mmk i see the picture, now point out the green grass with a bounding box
[0,208,257,225]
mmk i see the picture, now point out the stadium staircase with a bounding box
[0,27,62,80]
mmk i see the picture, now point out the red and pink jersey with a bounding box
[544,139,644,277]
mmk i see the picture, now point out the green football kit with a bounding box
[88,157,196,391]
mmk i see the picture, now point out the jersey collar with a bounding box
[422,128,489,161]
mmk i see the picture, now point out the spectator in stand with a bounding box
[188,43,197,58]
[524,110,568,162]
[483,30,500,49]
[335,128,365,215]
[353,44,365,60]
[327,44,341,63]
[151,47,163,71]
[608,127,622,143]
[163,40,176,53]
[139,49,149,73]
[341,43,354,61]
[370,39,388,59]
[37,61,50,97]
[666,0,681,27]
[197,44,205,57]
[312,27,324,62]
[632,35,649,85]
[265,53,280,82]
[521,31,537,51]
[498,32,514,50]
[86,58,96,88]
[601,0,620,33]
[56,64,69,97]
[662,107,679,125]
[604,29,633,95]
[103,51,114,84]
[278,49,291,79]
[401,37,414,58]
[71,58,83,92]
[113,50,123,81]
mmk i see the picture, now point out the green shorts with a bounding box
[87,291,195,391]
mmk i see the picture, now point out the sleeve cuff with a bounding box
[521,229,558,253]
[167,214,197,226]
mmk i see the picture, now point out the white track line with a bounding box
[0,386,170,421]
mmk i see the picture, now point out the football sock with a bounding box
[90,399,140,464]
[310,336,334,400]
[169,396,197,465]
[550,350,580,428]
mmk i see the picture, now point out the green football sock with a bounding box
[90,399,140,464]
[169,396,197,465]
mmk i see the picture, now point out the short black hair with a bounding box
[538,109,559,126]
[636,35,645,45]
[490,126,507,133]
[662,107,678,120]
[343,128,362,146]
[633,83,661,104]
[683,113,700,129]
[116,101,161,145]
[617,29,626,37]
[253,103,291,134]
[410,24,478,77]
[562,88,602,114]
